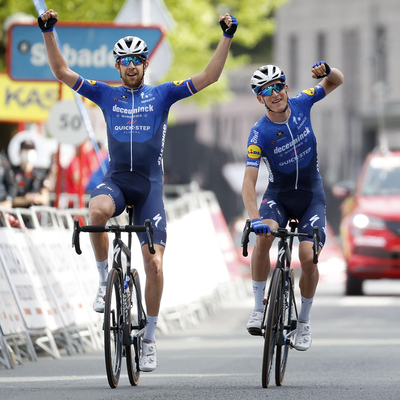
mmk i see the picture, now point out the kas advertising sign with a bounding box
[7,22,164,83]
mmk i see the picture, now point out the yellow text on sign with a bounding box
[0,73,76,123]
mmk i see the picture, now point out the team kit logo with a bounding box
[247,144,261,159]
[302,88,315,96]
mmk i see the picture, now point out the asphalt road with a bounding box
[1,276,400,400]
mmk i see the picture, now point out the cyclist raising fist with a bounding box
[242,62,343,350]
[39,9,238,372]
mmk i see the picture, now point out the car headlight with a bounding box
[351,214,385,229]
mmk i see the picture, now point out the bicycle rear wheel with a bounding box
[104,268,123,388]
[275,268,296,386]
[126,269,145,386]
[262,268,282,388]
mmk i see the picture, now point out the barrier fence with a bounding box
[0,188,246,369]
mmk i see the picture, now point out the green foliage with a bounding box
[161,0,287,106]
[0,0,287,106]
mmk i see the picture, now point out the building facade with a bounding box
[275,0,400,184]
[167,0,400,230]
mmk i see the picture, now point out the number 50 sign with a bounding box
[46,99,89,145]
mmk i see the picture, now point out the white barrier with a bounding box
[0,187,244,368]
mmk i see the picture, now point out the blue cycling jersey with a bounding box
[73,77,197,182]
[72,76,197,246]
[246,84,325,193]
[246,84,328,246]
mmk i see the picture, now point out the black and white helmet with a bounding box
[113,36,149,62]
[250,65,286,95]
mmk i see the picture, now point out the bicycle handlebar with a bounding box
[241,219,320,264]
[72,219,155,255]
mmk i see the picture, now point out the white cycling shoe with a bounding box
[246,310,263,336]
[93,283,106,313]
[294,321,312,351]
[139,341,158,372]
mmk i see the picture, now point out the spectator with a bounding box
[12,140,49,207]
[0,152,17,208]
[65,141,105,199]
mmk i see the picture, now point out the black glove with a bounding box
[312,61,331,79]
[220,15,238,38]
[38,14,58,32]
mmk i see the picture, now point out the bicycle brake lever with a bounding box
[241,219,252,257]
[144,219,155,255]
[72,219,82,255]
[312,226,319,264]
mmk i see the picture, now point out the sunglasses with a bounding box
[119,56,145,66]
[260,82,286,96]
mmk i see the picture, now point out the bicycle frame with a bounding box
[111,210,145,345]
[72,213,155,388]
[274,221,298,346]
[72,213,154,341]
[241,218,320,387]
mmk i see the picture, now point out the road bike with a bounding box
[72,207,155,388]
[241,219,319,388]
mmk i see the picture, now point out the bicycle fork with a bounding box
[277,270,297,348]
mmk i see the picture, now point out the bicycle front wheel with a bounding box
[126,269,145,386]
[262,268,282,388]
[104,268,123,388]
[275,268,296,386]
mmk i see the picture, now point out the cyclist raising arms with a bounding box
[242,62,343,350]
[39,9,238,372]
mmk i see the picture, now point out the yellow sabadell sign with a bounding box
[0,72,75,122]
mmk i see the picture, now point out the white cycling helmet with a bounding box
[113,36,149,62]
[250,65,286,95]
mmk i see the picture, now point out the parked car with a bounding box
[333,148,400,295]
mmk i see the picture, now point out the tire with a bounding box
[126,269,145,386]
[345,272,363,296]
[275,269,296,386]
[104,268,123,389]
[262,268,282,388]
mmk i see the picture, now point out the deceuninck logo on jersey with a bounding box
[247,144,261,159]
[302,88,315,96]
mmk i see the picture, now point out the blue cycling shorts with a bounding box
[259,188,326,248]
[90,171,166,247]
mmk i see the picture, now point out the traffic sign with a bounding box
[7,22,164,82]
[46,99,89,145]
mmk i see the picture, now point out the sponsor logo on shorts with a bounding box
[153,213,162,228]
[309,214,319,226]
